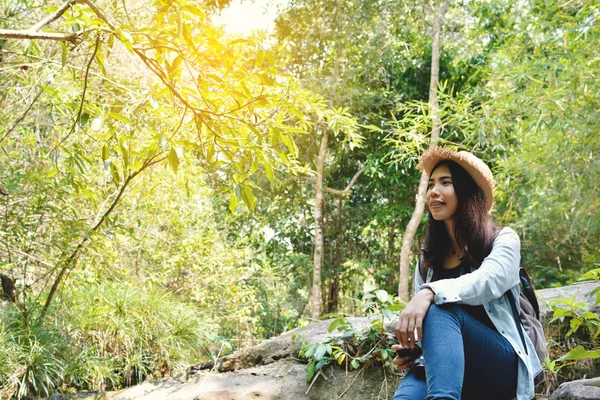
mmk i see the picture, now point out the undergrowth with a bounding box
[0,281,216,399]
[297,284,404,387]
[541,267,600,396]
[299,268,600,398]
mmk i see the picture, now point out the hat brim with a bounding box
[418,147,494,212]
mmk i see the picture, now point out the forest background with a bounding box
[0,0,598,397]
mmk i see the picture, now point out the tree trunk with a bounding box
[311,129,329,320]
[326,196,344,313]
[397,0,449,301]
[386,214,397,290]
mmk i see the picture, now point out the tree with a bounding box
[397,0,449,301]
[0,0,305,323]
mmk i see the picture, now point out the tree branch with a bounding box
[324,167,366,196]
[0,89,43,145]
[31,0,80,32]
[51,34,100,154]
[0,29,80,43]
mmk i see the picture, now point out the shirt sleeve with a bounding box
[419,227,521,306]
[413,256,425,298]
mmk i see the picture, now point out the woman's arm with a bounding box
[419,227,521,306]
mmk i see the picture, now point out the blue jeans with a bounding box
[392,303,518,400]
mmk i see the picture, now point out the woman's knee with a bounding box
[423,303,463,327]
[392,371,427,400]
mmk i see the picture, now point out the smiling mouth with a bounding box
[429,201,445,208]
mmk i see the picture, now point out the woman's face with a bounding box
[427,164,458,222]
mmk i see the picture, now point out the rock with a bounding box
[60,282,599,400]
[113,359,402,400]
[188,316,383,373]
[537,281,600,320]
[549,377,600,399]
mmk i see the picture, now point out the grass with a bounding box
[0,281,215,398]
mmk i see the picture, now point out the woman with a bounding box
[391,148,542,400]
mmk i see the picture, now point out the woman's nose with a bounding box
[428,184,440,196]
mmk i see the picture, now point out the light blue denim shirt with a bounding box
[416,227,543,400]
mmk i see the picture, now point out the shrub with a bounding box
[0,281,216,398]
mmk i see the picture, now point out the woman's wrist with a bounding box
[420,287,435,303]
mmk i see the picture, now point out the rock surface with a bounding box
[549,377,600,399]
[56,282,599,400]
[537,282,599,320]
[111,359,401,400]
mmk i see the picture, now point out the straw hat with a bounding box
[417,147,495,212]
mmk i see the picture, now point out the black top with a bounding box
[432,262,496,331]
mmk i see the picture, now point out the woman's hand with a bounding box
[395,288,435,348]
[391,344,415,371]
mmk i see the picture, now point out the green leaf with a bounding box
[255,51,266,68]
[95,46,106,76]
[315,359,327,371]
[229,191,239,214]
[241,185,257,211]
[314,344,327,361]
[557,345,600,362]
[375,290,389,303]
[79,112,90,127]
[363,281,376,294]
[107,112,132,125]
[61,42,67,68]
[306,360,316,383]
[351,359,360,369]
[120,144,129,169]
[304,344,317,358]
[101,145,109,161]
[265,51,275,67]
[110,163,121,186]
[263,159,274,188]
[578,268,600,282]
[169,148,179,172]
[116,29,134,53]
[39,85,60,100]
[328,318,343,333]
[107,33,115,56]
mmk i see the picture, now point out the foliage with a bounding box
[543,268,600,394]
[0,306,70,398]
[579,267,600,306]
[298,286,404,384]
[0,281,213,398]
[475,0,600,285]
[0,0,599,396]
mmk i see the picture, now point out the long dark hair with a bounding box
[421,160,500,273]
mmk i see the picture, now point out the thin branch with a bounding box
[120,0,136,31]
[0,29,80,43]
[324,167,366,196]
[31,0,79,32]
[51,34,100,154]
[337,367,364,399]
[0,89,43,145]
[39,150,169,321]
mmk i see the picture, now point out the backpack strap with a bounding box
[418,255,433,283]
[507,289,529,356]
[419,254,425,281]
[519,268,540,319]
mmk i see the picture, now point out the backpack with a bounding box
[418,258,546,382]
[507,268,547,383]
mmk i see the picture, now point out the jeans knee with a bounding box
[423,303,463,330]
